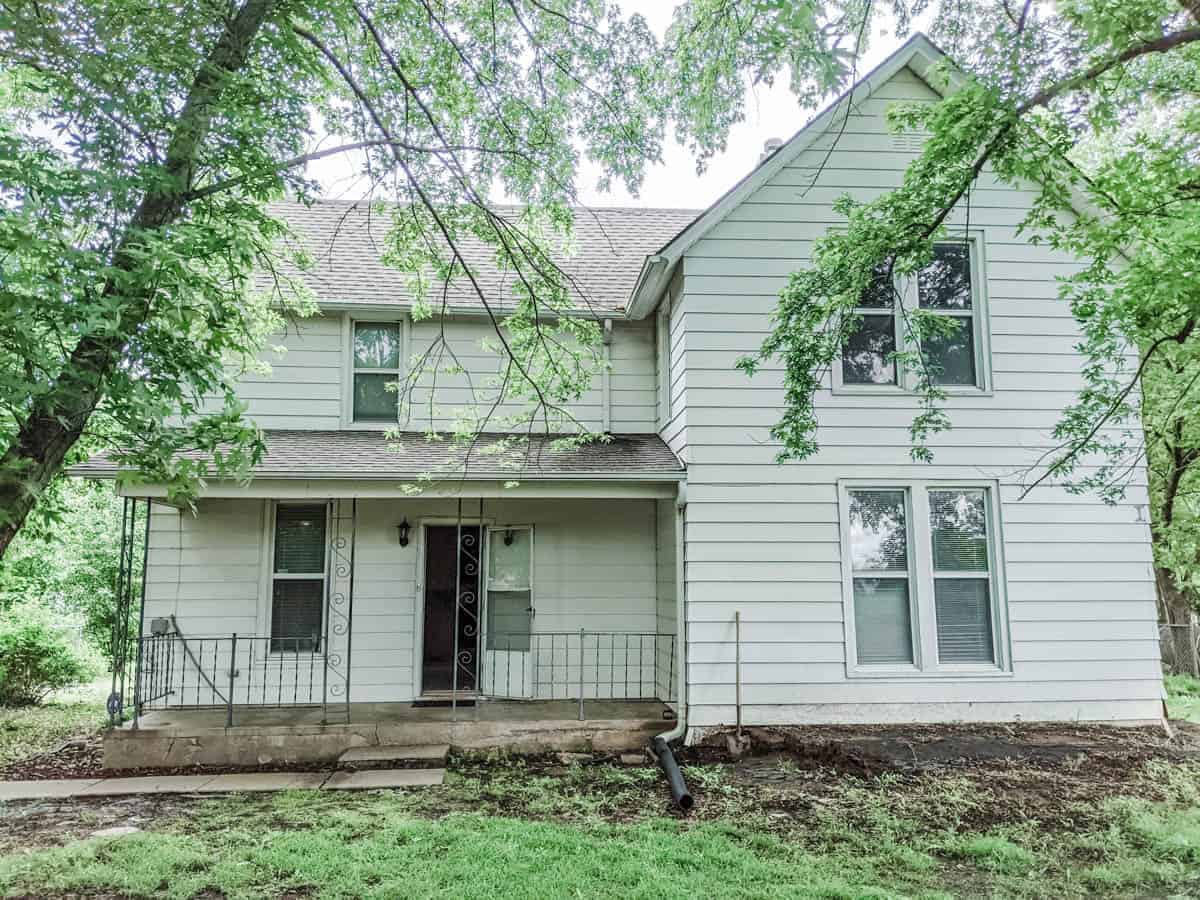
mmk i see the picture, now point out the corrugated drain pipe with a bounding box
[651,481,693,811]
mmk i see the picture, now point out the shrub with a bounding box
[0,602,101,706]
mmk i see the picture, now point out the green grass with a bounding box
[1166,673,1200,723]
[3,758,1200,898]
[0,677,108,767]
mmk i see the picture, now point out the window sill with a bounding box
[831,384,993,398]
[847,665,1012,681]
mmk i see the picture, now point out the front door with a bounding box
[481,526,534,698]
[421,525,481,694]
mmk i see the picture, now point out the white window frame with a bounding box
[342,313,406,428]
[838,479,1011,678]
[833,231,992,395]
[257,500,330,659]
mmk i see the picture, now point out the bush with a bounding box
[0,602,101,706]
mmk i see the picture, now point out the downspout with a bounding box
[651,480,692,810]
[601,319,613,432]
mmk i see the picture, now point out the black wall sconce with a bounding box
[396,518,411,547]
[504,528,515,546]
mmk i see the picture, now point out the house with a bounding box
[78,34,1164,769]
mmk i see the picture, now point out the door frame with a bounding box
[413,517,492,698]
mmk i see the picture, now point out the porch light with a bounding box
[504,529,514,546]
[397,518,410,547]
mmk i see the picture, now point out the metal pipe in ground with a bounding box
[651,736,694,811]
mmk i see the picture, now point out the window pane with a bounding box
[271,579,323,652]
[924,318,976,386]
[935,579,994,664]
[274,504,327,574]
[489,528,531,590]
[918,244,972,309]
[849,490,908,571]
[929,490,989,571]
[859,264,895,309]
[854,578,914,665]
[354,322,400,368]
[486,590,532,652]
[842,314,897,385]
[353,373,397,421]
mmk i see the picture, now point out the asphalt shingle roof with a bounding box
[260,201,699,314]
[74,431,684,481]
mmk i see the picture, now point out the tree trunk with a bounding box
[0,0,278,558]
[1157,565,1200,677]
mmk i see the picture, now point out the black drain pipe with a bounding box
[651,735,694,811]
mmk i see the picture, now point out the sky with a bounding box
[308,2,932,210]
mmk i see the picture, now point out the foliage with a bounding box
[734,5,1200,477]
[0,478,125,663]
[0,600,102,706]
[1167,672,1200,722]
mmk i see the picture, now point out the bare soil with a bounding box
[2,721,1198,856]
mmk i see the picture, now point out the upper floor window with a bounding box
[839,239,989,391]
[352,321,401,423]
[842,482,1007,674]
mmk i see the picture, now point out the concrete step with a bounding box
[337,744,450,768]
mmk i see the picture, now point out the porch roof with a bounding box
[73,430,684,481]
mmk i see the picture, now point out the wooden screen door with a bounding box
[421,525,481,694]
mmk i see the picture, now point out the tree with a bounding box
[732,2,1200,614]
[0,0,877,557]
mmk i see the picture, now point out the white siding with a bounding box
[146,497,664,704]
[673,64,1161,729]
[233,314,657,434]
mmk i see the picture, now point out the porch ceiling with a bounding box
[73,430,684,482]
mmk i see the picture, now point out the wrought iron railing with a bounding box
[133,628,675,726]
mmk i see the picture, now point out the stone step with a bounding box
[337,744,450,768]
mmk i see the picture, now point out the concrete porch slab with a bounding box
[323,768,445,790]
[106,699,670,768]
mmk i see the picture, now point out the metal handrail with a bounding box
[135,629,675,724]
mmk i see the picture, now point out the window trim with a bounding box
[257,500,330,660]
[838,479,1011,679]
[832,231,993,396]
[342,313,407,429]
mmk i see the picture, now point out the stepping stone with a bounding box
[0,778,104,801]
[196,772,328,793]
[337,744,449,767]
[76,775,217,796]
[322,768,445,790]
[90,826,141,839]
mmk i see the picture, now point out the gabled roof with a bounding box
[73,431,685,482]
[261,201,698,316]
[626,32,950,318]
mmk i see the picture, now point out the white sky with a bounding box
[308,2,931,209]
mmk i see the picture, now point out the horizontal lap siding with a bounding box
[673,64,1160,729]
[146,497,662,705]
[236,315,656,435]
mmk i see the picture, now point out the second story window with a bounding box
[352,321,401,423]
[839,239,989,391]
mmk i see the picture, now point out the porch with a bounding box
[105,698,673,769]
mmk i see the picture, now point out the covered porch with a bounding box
[95,432,685,767]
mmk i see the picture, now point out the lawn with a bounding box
[2,748,1200,898]
[1167,673,1200,723]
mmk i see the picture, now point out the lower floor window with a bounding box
[270,503,328,652]
[843,483,1005,671]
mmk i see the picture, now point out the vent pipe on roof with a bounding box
[759,137,784,164]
